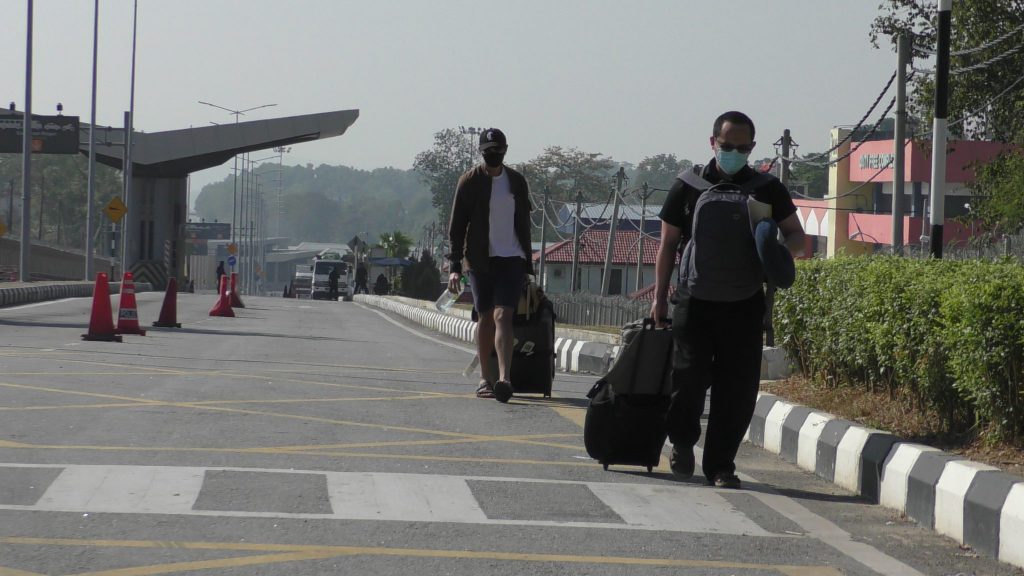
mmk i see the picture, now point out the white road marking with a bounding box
[0,297,84,311]
[0,463,780,536]
[355,302,474,355]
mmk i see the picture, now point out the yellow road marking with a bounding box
[0,537,842,575]
[0,566,46,576]
[0,381,572,448]
[0,441,595,467]
[69,551,345,576]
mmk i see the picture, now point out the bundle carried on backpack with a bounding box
[676,166,795,299]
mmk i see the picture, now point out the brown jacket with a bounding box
[447,164,534,275]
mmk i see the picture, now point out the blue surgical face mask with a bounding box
[716,148,750,175]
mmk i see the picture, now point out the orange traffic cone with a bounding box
[82,272,122,342]
[209,275,235,317]
[115,272,147,335]
[229,272,245,308]
[153,277,181,328]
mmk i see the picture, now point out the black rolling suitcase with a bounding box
[484,299,556,397]
[584,319,674,472]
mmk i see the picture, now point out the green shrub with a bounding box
[774,255,1024,439]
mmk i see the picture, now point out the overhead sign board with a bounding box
[0,115,81,154]
[184,222,231,241]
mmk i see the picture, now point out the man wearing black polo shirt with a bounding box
[651,111,805,488]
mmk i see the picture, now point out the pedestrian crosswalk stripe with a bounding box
[0,463,778,536]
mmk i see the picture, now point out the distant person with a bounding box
[215,261,226,289]
[328,266,340,300]
[446,128,533,403]
[374,273,390,295]
[355,263,369,294]
[651,110,805,489]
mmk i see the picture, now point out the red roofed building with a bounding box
[533,229,662,296]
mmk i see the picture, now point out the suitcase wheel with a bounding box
[647,466,654,473]
[544,393,551,398]
[602,463,609,471]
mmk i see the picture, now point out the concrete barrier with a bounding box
[0,281,153,309]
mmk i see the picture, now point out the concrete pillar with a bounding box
[826,128,873,258]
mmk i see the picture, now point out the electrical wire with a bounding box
[915,22,1024,57]
[952,44,1023,75]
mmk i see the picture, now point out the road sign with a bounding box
[227,243,238,255]
[227,255,237,267]
[0,114,81,154]
[104,197,127,223]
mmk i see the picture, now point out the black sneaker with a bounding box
[493,380,513,404]
[669,446,694,478]
[710,472,741,489]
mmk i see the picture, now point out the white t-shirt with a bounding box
[488,170,525,258]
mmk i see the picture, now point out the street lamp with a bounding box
[197,101,276,249]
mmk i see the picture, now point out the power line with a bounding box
[914,22,1024,57]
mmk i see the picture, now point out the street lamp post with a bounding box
[196,100,276,253]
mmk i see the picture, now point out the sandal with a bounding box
[493,380,513,404]
[475,381,495,399]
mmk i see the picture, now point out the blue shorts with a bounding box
[467,257,526,314]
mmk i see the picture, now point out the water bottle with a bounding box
[435,276,465,313]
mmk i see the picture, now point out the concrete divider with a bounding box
[0,281,153,309]
[747,392,1024,570]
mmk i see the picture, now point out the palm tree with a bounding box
[377,230,413,258]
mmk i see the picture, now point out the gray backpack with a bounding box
[676,166,774,302]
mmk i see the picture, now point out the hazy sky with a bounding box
[4,1,900,208]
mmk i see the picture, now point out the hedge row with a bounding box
[774,256,1024,441]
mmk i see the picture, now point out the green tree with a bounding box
[870,0,1024,143]
[0,153,122,250]
[969,150,1024,232]
[413,128,476,228]
[788,153,830,198]
[378,230,413,258]
[633,154,693,192]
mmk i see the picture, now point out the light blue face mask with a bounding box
[716,148,750,175]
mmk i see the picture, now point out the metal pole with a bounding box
[929,0,952,259]
[538,185,549,288]
[121,0,139,276]
[37,172,43,240]
[570,189,582,292]
[85,0,99,279]
[19,0,33,282]
[600,167,625,296]
[892,34,910,256]
[636,182,648,292]
[780,129,791,186]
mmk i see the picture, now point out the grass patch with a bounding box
[762,375,1024,478]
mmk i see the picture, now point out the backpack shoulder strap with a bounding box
[677,165,713,192]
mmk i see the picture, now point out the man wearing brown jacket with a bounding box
[447,128,534,403]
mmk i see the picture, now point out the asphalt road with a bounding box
[0,292,1016,575]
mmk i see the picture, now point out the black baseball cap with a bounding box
[479,128,507,151]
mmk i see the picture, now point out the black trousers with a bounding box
[667,287,764,480]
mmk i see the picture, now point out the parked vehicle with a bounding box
[292,265,313,299]
[311,257,352,301]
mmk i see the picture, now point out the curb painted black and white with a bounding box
[356,295,614,374]
[0,282,153,309]
[746,392,1024,569]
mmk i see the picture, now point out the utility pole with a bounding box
[120,0,138,277]
[19,0,33,282]
[570,189,582,292]
[636,182,652,292]
[600,167,626,296]
[37,172,44,240]
[7,179,13,232]
[892,34,910,256]
[780,130,792,186]
[929,0,952,258]
[85,0,99,280]
[538,186,549,288]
